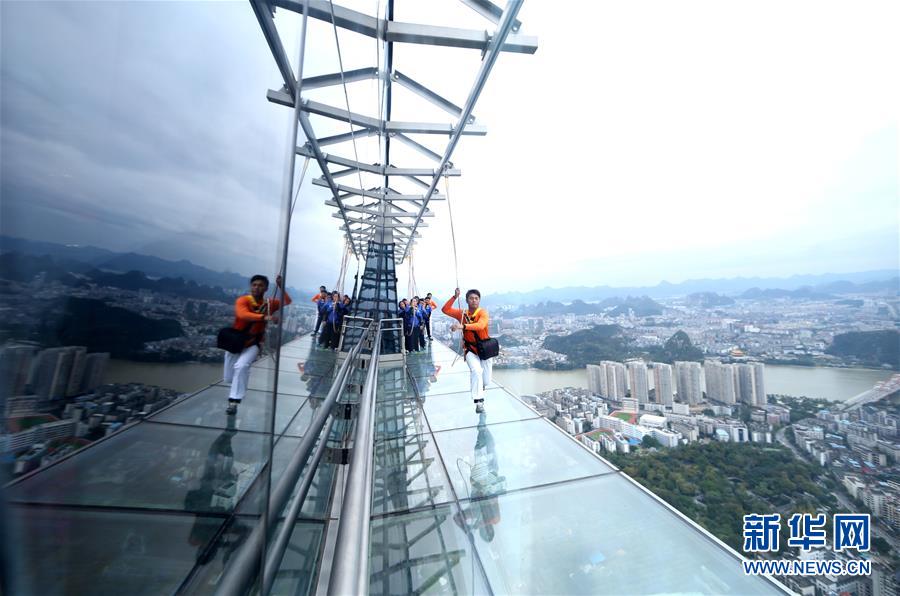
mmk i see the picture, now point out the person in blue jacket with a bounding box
[398,298,418,353]
[318,291,342,350]
[415,296,431,350]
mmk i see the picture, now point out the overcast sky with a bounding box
[2,0,897,296]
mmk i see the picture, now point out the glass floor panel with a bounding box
[237,436,336,520]
[433,417,615,499]
[421,388,540,433]
[7,421,270,514]
[181,515,326,596]
[9,504,227,596]
[368,504,490,596]
[463,474,784,595]
[247,367,334,398]
[416,373,499,397]
[373,434,453,515]
[375,398,430,442]
[152,384,305,436]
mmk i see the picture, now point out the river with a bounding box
[106,358,893,402]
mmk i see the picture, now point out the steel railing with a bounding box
[327,322,385,595]
[214,321,374,596]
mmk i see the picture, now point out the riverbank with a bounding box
[105,357,894,402]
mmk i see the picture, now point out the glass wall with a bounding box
[0,2,328,593]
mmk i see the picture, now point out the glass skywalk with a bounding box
[6,335,336,595]
[371,341,789,595]
[6,336,789,594]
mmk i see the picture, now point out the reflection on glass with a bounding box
[437,417,614,497]
[422,388,539,433]
[11,504,226,596]
[369,504,489,596]
[373,434,452,515]
[183,415,240,515]
[452,413,505,542]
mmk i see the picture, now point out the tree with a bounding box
[642,435,662,449]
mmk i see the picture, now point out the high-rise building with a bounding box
[652,362,674,406]
[587,364,608,397]
[751,362,766,406]
[704,361,736,405]
[0,344,36,398]
[29,348,73,400]
[82,353,110,393]
[66,347,88,397]
[675,361,703,405]
[627,361,649,403]
[600,361,627,399]
[734,363,766,407]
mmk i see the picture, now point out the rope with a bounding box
[328,0,368,255]
[445,174,466,364]
[407,245,419,299]
[335,239,350,294]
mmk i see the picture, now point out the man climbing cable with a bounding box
[223,275,291,415]
[442,287,492,413]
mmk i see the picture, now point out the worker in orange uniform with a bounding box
[442,287,491,413]
[310,285,328,336]
[224,274,292,415]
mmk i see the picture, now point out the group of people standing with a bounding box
[222,275,495,416]
[311,285,353,350]
[397,292,437,352]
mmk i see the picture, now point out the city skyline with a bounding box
[1,1,897,295]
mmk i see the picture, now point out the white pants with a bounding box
[465,350,493,402]
[223,344,259,401]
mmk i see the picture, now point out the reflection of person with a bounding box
[454,414,505,541]
[224,275,291,415]
[442,288,491,413]
[184,417,246,562]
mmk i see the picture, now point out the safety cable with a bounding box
[445,174,467,364]
[328,0,369,251]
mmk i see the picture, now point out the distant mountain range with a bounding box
[506,296,664,317]
[492,271,898,305]
[2,236,896,305]
[0,235,249,290]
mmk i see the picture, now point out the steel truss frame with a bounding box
[251,0,536,262]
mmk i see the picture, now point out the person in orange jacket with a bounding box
[310,285,328,336]
[224,274,292,415]
[442,287,491,413]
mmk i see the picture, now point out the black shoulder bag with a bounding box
[463,311,500,360]
[217,321,257,354]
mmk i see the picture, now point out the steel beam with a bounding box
[335,216,426,229]
[302,66,377,89]
[392,70,475,123]
[301,99,487,135]
[296,146,460,177]
[459,0,522,32]
[325,200,433,217]
[312,178,445,200]
[392,133,442,162]
[400,0,524,263]
[315,128,378,147]
[271,0,537,54]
